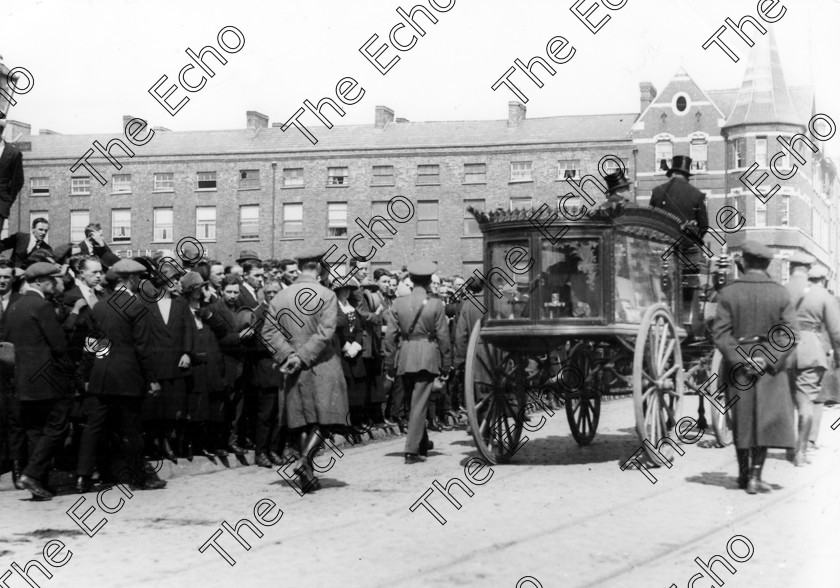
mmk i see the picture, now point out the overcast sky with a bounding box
[4,0,839,156]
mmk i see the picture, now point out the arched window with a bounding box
[690,137,708,172]
[655,139,673,172]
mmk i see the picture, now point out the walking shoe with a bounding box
[404,453,427,464]
[75,476,93,494]
[12,461,24,490]
[268,451,285,466]
[228,442,247,456]
[255,453,273,468]
[19,475,54,500]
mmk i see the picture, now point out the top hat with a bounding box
[603,170,630,195]
[667,156,693,178]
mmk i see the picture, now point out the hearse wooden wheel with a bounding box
[565,343,601,446]
[709,350,733,447]
[464,320,526,465]
[633,304,684,465]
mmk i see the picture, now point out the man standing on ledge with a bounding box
[0,86,24,238]
[383,260,451,464]
[711,241,797,494]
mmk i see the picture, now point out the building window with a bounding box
[690,139,708,172]
[755,137,767,167]
[31,177,49,197]
[372,165,394,186]
[240,205,260,240]
[196,206,216,241]
[755,200,767,228]
[327,202,348,237]
[239,169,260,190]
[71,176,91,195]
[510,196,533,210]
[111,209,131,243]
[780,195,790,227]
[417,164,440,185]
[601,158,628,176]
[558,159,580,179]
[510,161,532,182]
[197,171,217,190]
[281,203,302,238]
[463,200,484,236]
[675,95,688,112]
[655,140,673,172]
[283,168,304,187]
[328,166,349,186]
[154,172,174,191]
[733,138,747,168]
[112,174,131,194]
[464,163,486,184]
[153,207,174,242]
[417,200,439,236]
[70,210,89,243]
[371,202,394,239]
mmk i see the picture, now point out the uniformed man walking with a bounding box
[383,260,452,464]
[711,242,798,494]
[786,261,840,466]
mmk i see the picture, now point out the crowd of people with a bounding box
[0,218,481,499]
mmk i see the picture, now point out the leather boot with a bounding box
[12,460,24,490]
[296,428,324,493]
[793,415,812,467]
[735,449,751,489]
[746,447,770,494]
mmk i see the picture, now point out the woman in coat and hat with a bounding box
[333,271,368,438]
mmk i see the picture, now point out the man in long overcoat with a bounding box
[649,155,708,235]
[262,246,347,492]
[711,241,798,494]
[383,259,452,464]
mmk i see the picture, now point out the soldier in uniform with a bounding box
[711,241,798,494]
[383,260,452,464]
[786,263,840,465]
[262,246,348,492]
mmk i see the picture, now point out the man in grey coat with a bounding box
[712,241,798,494]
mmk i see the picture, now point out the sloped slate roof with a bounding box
[25,113,637,161]
[708,85,813,126]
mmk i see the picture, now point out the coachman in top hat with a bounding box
[649,155,708,236]
[0,59,24,238]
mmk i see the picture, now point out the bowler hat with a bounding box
[741,241,774,261]
[603,170,630,195]
[667,155,693,178]
[236,249,261,264]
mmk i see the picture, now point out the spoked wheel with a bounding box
[633,304,684,465]
[464,321,529,465]
[709,350,733,447]
[565,343,601,446]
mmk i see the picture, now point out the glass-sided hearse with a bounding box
[463,204,734,465]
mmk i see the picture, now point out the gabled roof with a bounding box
[25,113,637,161]
[708,86,814,125]
[722,28,802,129]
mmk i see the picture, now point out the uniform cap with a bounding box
[236,249,261,264]
[741,241,774,260]
[407,259,437,278]
[788,251,815,266]
[24,262,63,280]
[807,265,829,280]
[111,259,147,275]
[180,271,207,292]
[295,245,328,265]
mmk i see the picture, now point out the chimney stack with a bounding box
[247,111,269,129]
[3,120,30,140]
[639,82,657,112]
[375,105,395,128]
[123,115,136,129]
[508,101,526,127]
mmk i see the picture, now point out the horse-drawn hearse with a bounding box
[463,203,734,466]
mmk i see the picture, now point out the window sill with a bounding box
[152,189,175,193]
[151,241,175,245]
[461,235,483,239]
[110,241,132,246]
[278,237,305,241]
[70,193,91,197]
[415,235,440,240]
[238,237,260,242]
[509,180,533,185]
[281,185,305,189]
[462,181,486,186]
[237,186,262,191]
[416,182,441,187]
[326,184,350,188]
[555,177,579,182]
[197,240,217,243]
[195,188,218,192]
[111,191,132,196]
[326,236,349,240]
[30,194,50,197]
[371,183,395,187]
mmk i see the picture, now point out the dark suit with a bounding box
[383,286,452,454]
[1,290,72,482]
[0,291,24,465]
[649,175,709,236]
[0,142,24,233]
[205,299,245,447]
[247,303,283,455]
[0,232,53,268]
[236,284,260,310]
[81,287,156,483]
[78,240,121,268]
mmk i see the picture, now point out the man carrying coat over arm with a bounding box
[711,241,798,495]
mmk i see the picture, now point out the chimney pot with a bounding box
[375,105,395,128]
[508,101,526,127]
[246,111,269,129]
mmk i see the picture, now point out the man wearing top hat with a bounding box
[711,241,797,494]
[589,169,631,217]
[383,259,452,464]
[786,260,840,466]
[649,155,708,237]
[1,262,72,499]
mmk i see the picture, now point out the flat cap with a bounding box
[180,271,207,292]
[24,262,63,280]
[51,242,75,264]
[111,259,147,275]
[236,249,261,264]
[407,259,437,277]
[788,251,815,266]
[808,265,829,280]
[295,245,328,265]
[741,241,774,260]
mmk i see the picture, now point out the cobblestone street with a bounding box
[2,396,838,587]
